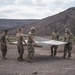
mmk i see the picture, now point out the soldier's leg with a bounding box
[68,49,71,58]
[68,44,72,58]
[27,43,32,61]
[1,46,3,57]
[29,49,34,60]
[28,51,31,60]
[1,48,5,58]
[17,46,21,60]
[20,47,24,60]
[51,45,53,56]
[1,45,7,59]
[27,44,34,62]
[27,43,30,59]
[64,45,67,58]
[19,45,24,61]
[17,46,20,54]
[54,46,58,56]
[4,45,7,57]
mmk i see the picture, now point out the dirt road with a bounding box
[0,44,75,75]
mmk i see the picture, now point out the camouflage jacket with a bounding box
[52,32,59,40]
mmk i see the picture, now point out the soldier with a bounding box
[63,28,73,58]
[50,28,59,56]
[0,30,10,59]
[16,28,27,61]
[27,27,37,62]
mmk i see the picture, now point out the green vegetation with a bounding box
[8,37,16,42]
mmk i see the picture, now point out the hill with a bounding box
[0,7,75,36]
[0,19,39,34]
[34,7,75,36]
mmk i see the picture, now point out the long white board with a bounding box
[11,40,67,46]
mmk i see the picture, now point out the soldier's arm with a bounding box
[64,36,66,42]
[70,33,73,42]
[21,34,27,45]
[29,35,37,45]
[22,38,27,45]
[7,36,11,43]
[7,38,11,42]
[1,36,5,45]
[1,40,4,45]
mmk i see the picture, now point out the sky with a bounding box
[0,0,75,19]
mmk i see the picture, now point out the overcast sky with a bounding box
[0,0,75,19]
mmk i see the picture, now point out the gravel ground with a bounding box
[0,44,75,75]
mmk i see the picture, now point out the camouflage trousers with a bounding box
[51,45,58,56]
[27,42,34,60]
[64,43,72,58]
[17,44,24,60]
[1,44,7,58]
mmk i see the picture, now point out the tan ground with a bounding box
[0,44,75,75]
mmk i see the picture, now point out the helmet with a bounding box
[65,28,70,33]
[30,27,36,31]
[65,28,69,32]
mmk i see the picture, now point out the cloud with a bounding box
[0,0,75,19]
[0,0,15,6]
[15,0,34,5]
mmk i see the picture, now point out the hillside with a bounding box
[0,19,39,34]
[34,7,75,36]
[0,7,75,36]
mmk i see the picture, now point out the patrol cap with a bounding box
[4,30,8,33]
[19,28,21,31]
[30,27,36,31]
[54,28,57,32]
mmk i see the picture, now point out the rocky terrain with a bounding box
[0,44,75,75]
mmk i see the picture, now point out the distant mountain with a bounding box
[34,7,75,36]
[0,19,39,28]
[0,7,75,36]
[0,19,40,34]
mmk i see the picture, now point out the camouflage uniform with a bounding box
[51,31,59,56]
[16,33,24,60]
[64,29,73,58]
[0,34,7,59]
[27,31,35,61]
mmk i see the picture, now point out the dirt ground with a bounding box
[0,44,75,75]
